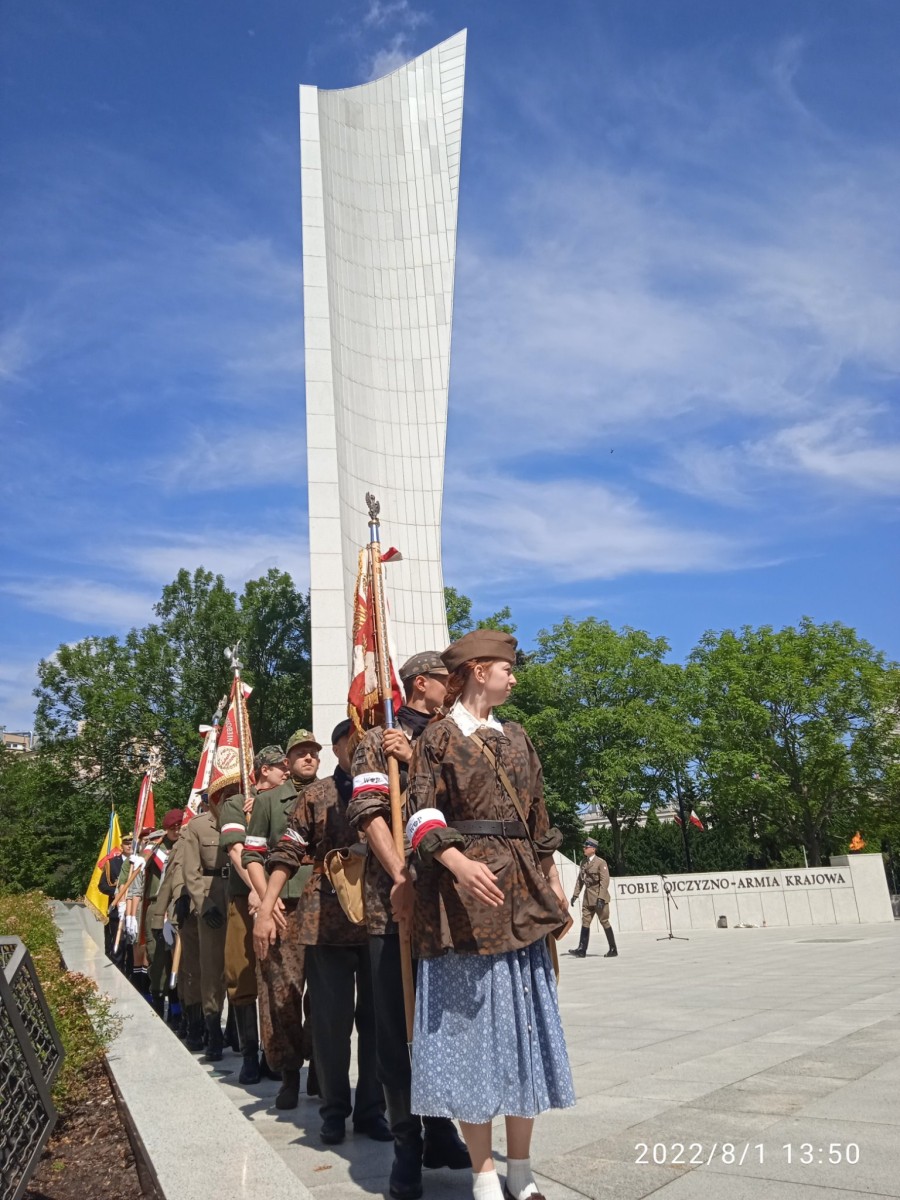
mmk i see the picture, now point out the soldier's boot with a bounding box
[149,992,166,1017]
[568,928,589,958]
[306,1056,320,1097]
[422,1118,471,1170]
[166,994,182,1030]
[259,1052,281,1081]
[235,1005,261,1086]
[225,1004,241,1053]
[603,926,618,958]
[275,1068,300,1110]
[185,1004,206,1052]
[385,1089,423,1200]
[201,1012,224,1063]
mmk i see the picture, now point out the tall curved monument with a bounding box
[300,31,465,744]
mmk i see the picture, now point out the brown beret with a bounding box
[441,630,518,672]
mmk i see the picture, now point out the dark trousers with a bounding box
[306,943,383,1126]
[369,933,450,1144]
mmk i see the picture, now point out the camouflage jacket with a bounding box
[267,768,366,947]
[407,715,566,958]
[572,854,610,905]
[348,710,426,936]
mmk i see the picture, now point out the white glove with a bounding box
[117,901,126,921]
[162,919,176,947]
[125,914,139,942]
[129,854,145,873]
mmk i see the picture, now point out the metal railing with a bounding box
[0,937,65,1200]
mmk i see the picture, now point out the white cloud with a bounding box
[362,0,426,30]
[1,579,156,627]
[114,529,310,594]
[152,428,308,493]
[0,659,40,731]
[443,473,751,586]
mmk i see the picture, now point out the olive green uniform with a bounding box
[572,853,611,928]
[180,810,228,1016]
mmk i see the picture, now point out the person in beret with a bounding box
[404,630,576,1200]
[255,720,387,1145]
[569,838,615,959]
[349,649,470,1199]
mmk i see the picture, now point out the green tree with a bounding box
[690,619,900,866]
[507,618,694,873]
[240,569,312,745]
[444,587,517,639]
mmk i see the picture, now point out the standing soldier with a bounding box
[349,652,470,1200]
[219,777,264,1083]
[243,741,315,1109]
[145,809,184,1016]
[181,776,233,1059]
[152,819,200,1042]
[254,720,387,1145]
[569,837,617,958]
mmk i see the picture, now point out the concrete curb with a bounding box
[53,902,312,1200]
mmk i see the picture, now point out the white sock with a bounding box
[505,1158,539,1200]
[473,1168,504,1200]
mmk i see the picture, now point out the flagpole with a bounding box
[366,492,416,1050]
[224,643,252,802]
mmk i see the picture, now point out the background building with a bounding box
[300,31,466,746]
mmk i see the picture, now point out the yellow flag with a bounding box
[84,811,124,924]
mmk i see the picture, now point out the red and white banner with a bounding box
[348,549,402,735]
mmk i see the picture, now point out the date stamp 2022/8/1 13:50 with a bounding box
[635,1142,861,1167]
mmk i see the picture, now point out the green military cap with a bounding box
[253,744,287,773]
[285,728,322,753]
[399,651,449,682]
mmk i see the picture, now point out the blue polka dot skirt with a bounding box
[410,938,576,1124]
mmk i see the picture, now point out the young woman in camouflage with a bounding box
[405,630,575,1200]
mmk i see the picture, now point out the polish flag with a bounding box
[348,549,402,734]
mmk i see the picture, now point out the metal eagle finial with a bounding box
[366,492,380,524]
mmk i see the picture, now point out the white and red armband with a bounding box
[244,835,269,856]
[352,771,389,798]
[406,808,448,851]
[278,827,307,850]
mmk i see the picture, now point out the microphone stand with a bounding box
[657,873,689,942]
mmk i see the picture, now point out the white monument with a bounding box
[300,31,466,745]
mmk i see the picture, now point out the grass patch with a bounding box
[0,891,121,1104]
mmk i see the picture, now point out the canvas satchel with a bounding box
[324,843,368,926]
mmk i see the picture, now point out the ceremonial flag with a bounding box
[186,723,218,816]
[85,809,124,924]
[674,812,705,830]
[206,677,254,796]
[132,772,156,840]
[348,548,402,735]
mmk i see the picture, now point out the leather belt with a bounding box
[450,820,528,839]
[202,866,229,877]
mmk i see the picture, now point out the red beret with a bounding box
[162,809,185,830]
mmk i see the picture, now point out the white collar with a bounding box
[449,699,503,737]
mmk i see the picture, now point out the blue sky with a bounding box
[2,0,898,731]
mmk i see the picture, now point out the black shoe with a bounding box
[422,1122,471,1170]
[604,926,618,957]
[390,1142,424,1200]
[239,1053,261,1085]
[354,1114,393,1142]
[275,1068,300,1110]
[320,1116,346,1145]
[201,1012,224,1063]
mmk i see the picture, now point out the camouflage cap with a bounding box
[285,728,322,754]
[399,651,449,682]
[253,744,287,773]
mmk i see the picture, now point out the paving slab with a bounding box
[58,905,900,1200]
